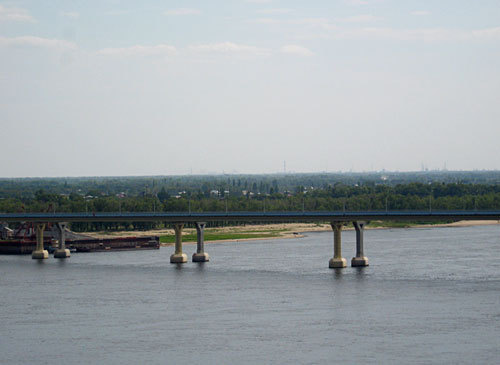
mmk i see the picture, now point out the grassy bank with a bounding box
[158,221,446,244]
[159,232,282,244]
[88,220,498,244]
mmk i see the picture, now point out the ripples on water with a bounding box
[1,225,499,364]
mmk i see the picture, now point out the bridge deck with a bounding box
[1,211,500,223]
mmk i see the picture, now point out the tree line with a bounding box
[1,176,500,232]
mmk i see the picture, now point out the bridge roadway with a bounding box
[1,210,500,223]
[2,210,500,267]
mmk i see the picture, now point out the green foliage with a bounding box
[1,172,500,232]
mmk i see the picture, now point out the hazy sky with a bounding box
[1,0,499,177]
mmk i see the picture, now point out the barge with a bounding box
[0,236,160,255]
[0,222,159,255]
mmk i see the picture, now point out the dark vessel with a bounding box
[0,222,159,255]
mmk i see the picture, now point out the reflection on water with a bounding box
[353,266,368,279]
[332,268,344,280]
[1,225,499,364]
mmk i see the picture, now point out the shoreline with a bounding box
[84,220,500,246]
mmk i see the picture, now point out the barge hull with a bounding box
[0,236,160,255]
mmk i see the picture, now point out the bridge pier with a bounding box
[352,221,369,267]
[170,223,187,263]
[329,222,346,268]
[54,222,70,259]
[32,223,49,259]
[193,222,210,262]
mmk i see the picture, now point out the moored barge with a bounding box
[0,222,159,254]
[0,236,160,255]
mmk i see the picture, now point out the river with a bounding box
[1,225,499,364]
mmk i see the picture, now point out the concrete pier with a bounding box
[54,222,71,259]
[192,222,210,262]
[329,222,346,268]
[170,223,187,263]
[352,221,369,267]
[31,223,49,259]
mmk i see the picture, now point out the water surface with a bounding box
[1,225,499,364]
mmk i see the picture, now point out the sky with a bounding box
[0,0,499,177]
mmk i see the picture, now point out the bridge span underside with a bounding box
[1,211,499,268]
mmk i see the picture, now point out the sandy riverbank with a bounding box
[84,220,500,245]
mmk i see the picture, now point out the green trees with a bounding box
[2,173,500,232]
[157,187,169,203]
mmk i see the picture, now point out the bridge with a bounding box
[2,211,499,267]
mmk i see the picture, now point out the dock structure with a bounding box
[2,211,500,268]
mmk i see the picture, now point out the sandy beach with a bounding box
[84,220,500,246]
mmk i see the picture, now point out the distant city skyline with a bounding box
[1,0,499,177]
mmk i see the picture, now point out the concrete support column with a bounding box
[170,223,187,263]
[352,221,369,267]
[193,222,210,262]
[329,222,346,268]
[54,222,71,259]
[32,223,49,259]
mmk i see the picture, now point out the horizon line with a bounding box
[1,169,500,180]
